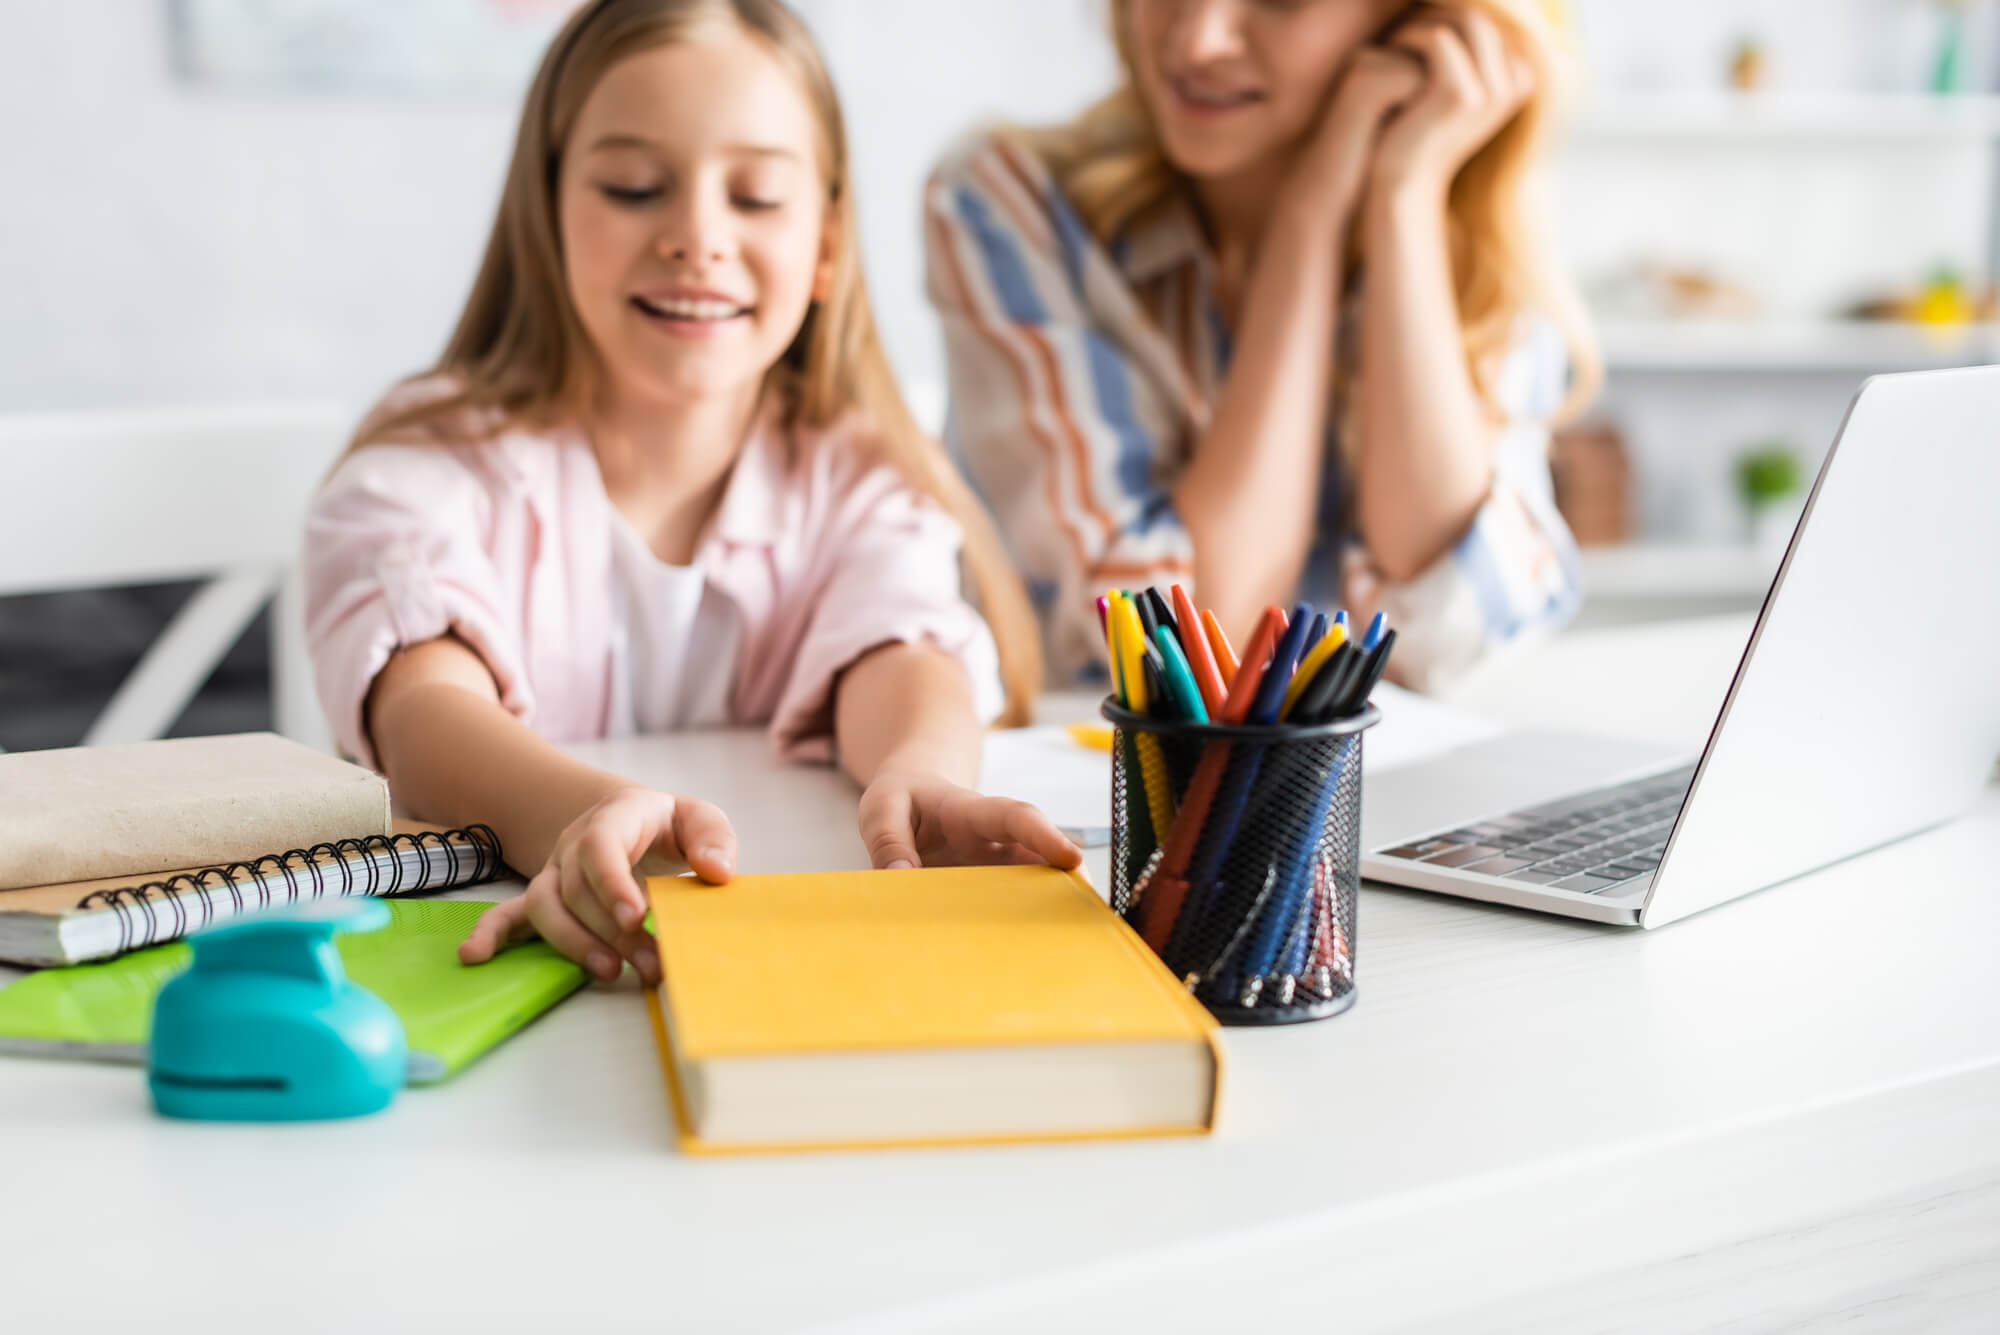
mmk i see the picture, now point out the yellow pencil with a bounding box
[1113,597,1150,714]
[1105,591,1131,705]
[1111,597,1175,846]
[1065,723,1115,751]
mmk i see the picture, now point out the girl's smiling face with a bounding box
[558,22,831,411]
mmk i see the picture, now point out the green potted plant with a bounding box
[1736,440,1805,554]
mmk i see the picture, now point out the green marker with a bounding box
[1151,624,1210,724]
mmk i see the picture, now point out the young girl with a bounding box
[926,0,1597,690]
[305,0,1079,986]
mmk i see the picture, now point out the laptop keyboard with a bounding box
[1378,765,1697,896]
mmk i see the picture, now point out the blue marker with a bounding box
[1209,606,1321,1003]
[1361,611,1388,652]
[1235,860,1307,1003]
[1248,733,1362,1004]
[1250,605,1316,725]
[1279,879,1315,983]
[1172,607,1315,977]
[1301,611,1329,656]
[1333,608,1350,631]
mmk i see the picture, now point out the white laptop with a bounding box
[1360,365,2000,927]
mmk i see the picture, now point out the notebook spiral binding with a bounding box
[74,825,503,956]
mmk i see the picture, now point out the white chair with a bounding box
[0,403,353,750]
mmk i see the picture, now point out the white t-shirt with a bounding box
[605,514,740,733]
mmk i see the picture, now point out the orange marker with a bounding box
[1220,608,1286,725]
[1169,585,1226,716]
[1200,609,1238,686]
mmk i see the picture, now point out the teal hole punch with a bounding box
[149,898,406,1121]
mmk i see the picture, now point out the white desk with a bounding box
[9,617,1999,1333]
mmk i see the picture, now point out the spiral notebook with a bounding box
[0,822,505,967]
[0,899,584,1082]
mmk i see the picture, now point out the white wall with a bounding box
[0,4,523,414]
[0,1,1112,417]
[798,0,1115,405]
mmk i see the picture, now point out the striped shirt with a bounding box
[923,132,1582,691]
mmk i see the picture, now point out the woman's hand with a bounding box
[1277,37,1426,228]
[1370,4,1536,195]
[858,769,1083,873]
[459,786,737,985]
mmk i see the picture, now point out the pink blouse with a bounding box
[304,382,1003,770]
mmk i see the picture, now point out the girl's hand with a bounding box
[858,770,1083,873]
[1278,39,1425,227]
[1370,4,1536,195]
[459,786,737,985]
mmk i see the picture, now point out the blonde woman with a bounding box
[306,0,1078,986]
[926,0,1598,688]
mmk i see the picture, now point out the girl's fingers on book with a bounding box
[528,876,622,982]
[460,862,635,984]
[565,849,662,983]
[857,782,921,870]
[562,843,634,960]
[459,883,537,964]
[616,928,661,986]
[578,823,649,932]
[957,796,1083,870]
[670,796,737,884]
[959,838,1045,867]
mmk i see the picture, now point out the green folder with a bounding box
[0,899,586,1083]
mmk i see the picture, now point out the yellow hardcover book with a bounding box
[644,864,1224,1154]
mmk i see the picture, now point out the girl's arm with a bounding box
[834,641,1080,873]
[1169,51,1423,642]
[1353,9,1538,582]
[367,635,735,984]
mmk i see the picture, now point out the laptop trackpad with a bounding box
[1362,731,1689,851]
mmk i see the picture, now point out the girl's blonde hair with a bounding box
[356,0,1042,722]
[1020,0,1600,422]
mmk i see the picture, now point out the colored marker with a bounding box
[1282,623,1348,720]
[1200,610,1239,687]
[1152,624,1209,723]
[1361,610,1388,652]
[1169,586,1226,715]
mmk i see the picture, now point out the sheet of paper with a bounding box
[981,688,1499,845]
[978,727,1113,845]
[1360,682,1505,772]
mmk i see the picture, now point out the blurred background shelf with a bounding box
[1549,2,2000,596]
[1595,319,2000,371]
[1572,542,1781,627]
[1571,92,2000,141]
[1579,542,1780,599]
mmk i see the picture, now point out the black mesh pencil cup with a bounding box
[1104,699,1378,1025]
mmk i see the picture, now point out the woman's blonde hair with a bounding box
[355,0,1042,722]
[1021,0,1600,422]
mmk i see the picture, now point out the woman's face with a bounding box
[557,24,831,411]
[1126,0,1406,183]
